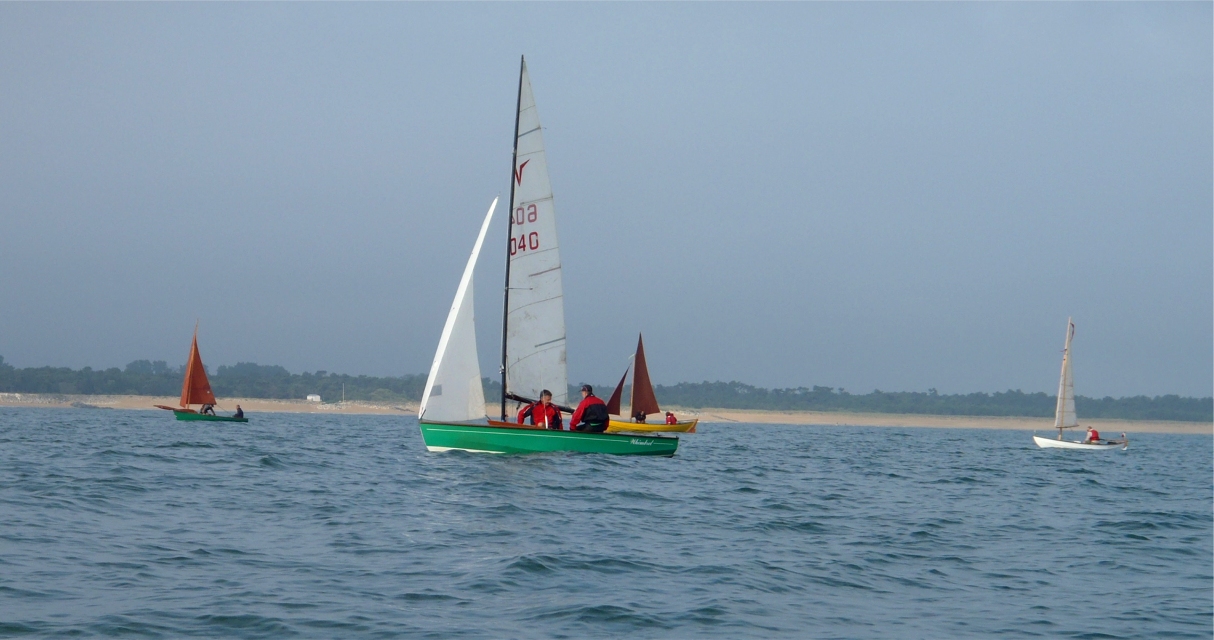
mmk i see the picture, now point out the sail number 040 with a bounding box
[510,232,539,255]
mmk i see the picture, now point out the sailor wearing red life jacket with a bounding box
[570,384,610,433]
[1084,427,1100,443]
[665,411,677,425]
[517,389,563,430]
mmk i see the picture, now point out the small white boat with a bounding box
[1032,434,1126,450]
[1033,318,1128,451]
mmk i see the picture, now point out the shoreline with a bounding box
[1,393,1209,435]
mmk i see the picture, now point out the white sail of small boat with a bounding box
[501,58,569,412]
[419,198,498,424]
[1033,318,1127,450]
[1055,319,1077,430]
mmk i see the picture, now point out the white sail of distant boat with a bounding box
[1033,318,1127,450]
[419,198,498,424]
[1054,318,1077,429]
[503,59,568,408]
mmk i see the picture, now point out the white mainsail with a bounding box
[1054,318,1077,429]
[505,59,569,407]
[419,198,498,423]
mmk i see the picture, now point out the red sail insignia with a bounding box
[514,159,530,185]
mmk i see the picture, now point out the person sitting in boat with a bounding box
[665,411,677,425]
[570,384,609,433]
[200,403,216,416]
[634,410,647,424]
[1084,427,1100,443]
[517,390,562,430]
[234,405,244,419]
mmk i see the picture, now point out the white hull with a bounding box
[1033,435,1127,451]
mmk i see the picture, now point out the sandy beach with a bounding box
[2,393,1208,435]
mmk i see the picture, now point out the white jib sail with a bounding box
[419,198,498,423]
[506,60,569,406]
[1054,318,1078,428]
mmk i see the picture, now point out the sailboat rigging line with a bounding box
[518,125,542,137]
[500,54,525,421]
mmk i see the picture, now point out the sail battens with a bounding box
[1054,319,1078,429]
[508,293,565,311]
[508,343,567,367]
[513,247,559,258]
[517,196,555,206]
[502,59,569,408]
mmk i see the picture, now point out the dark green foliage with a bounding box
[0,357,428,404]
[0,359,184,396]
[646,381,1211,422]
[0,355,1208,421]
[207,362,431,404]
[1074,394,1212,422]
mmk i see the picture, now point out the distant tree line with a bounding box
[636,381,1213,423]
[0,356,433,404]
[0,356,1208,422]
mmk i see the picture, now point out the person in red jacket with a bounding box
[1084,427,1100,443]
[665,411,677,425]
[570,384,609,433]
[517,389,563,430]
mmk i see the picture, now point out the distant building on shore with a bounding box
[306,394,321,403]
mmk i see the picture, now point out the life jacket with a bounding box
[519,402,562,429]
[582,402,609,427]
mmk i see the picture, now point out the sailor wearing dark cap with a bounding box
[570,384,609,433]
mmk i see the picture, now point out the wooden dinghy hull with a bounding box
[1033,435,1126,450]
[420,421,677,456]
[606,419,698,434]
[173,410,249,423]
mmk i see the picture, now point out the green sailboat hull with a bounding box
[419,421,677,456]
[174,411,248,423]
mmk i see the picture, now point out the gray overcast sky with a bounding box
[1,3,1209,398]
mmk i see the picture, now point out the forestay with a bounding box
[1054,318,1077,429]
[505,60,568,407]
[420,198,498,423]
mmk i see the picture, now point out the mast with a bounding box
[500,55,525,420]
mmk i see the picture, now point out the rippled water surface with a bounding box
[1,408,1210,638]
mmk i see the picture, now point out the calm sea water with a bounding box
[0,407,1209,639]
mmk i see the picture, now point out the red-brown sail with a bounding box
[179,330,217,408]
[605,366,628,416]
[630,334,660,418]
